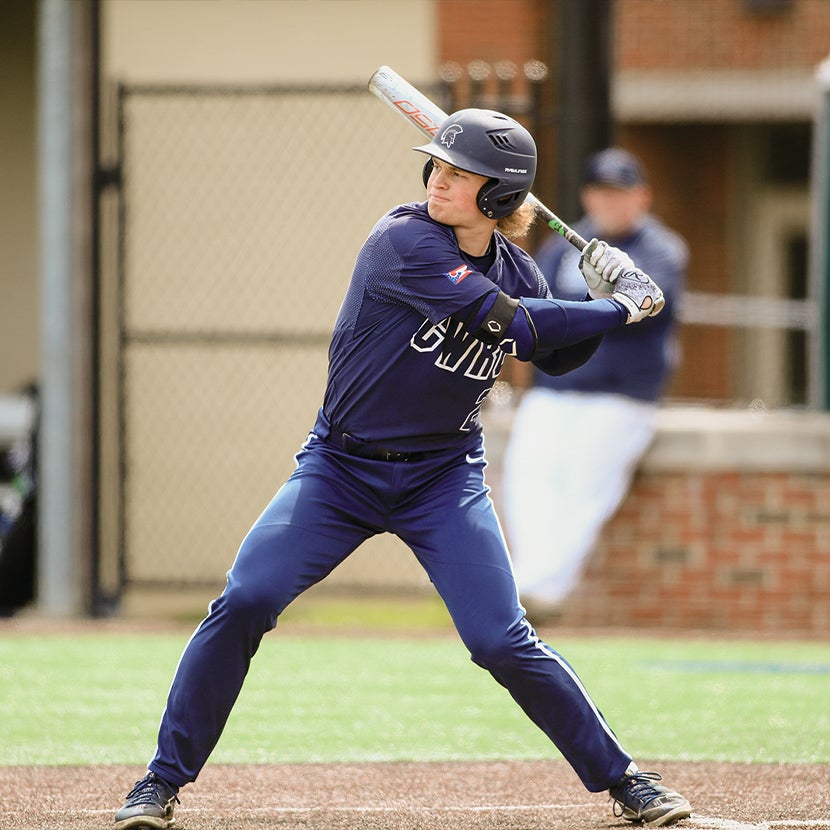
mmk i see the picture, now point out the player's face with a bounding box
[425,159,491,229]
[580,184,652,238]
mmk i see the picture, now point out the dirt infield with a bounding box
[3,759,828,830]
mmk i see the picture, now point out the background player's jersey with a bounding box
[321,202,549,452]
[533,215,687,402]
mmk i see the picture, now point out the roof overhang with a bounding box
[613,69,818,122]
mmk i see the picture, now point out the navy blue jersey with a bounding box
[321,202,550,451]
[533,214,688,402]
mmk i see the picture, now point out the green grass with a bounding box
[1,610,828,767]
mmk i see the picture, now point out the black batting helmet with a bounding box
[414,108,537,219]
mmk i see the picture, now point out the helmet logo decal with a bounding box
[441,124,463,148]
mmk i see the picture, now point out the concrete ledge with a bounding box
[646,405,830,473]
[483,400,830,475]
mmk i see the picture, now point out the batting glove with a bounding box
[579,238,636,299]
[611,267,665,323]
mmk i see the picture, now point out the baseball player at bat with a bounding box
[115,108,690,829]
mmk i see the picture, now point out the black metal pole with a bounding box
[557,0,613,222]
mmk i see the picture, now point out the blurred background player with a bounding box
[503,147,688,619]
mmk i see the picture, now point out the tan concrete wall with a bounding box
[97,1,439,600]
[103,0,436,84]
[0,3,38,392]
[0,0,436,391]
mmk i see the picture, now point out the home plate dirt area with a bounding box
[3,759,828,830]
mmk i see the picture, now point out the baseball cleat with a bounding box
[115,771,180,829]
[609,770,691,826]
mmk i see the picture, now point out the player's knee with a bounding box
[463,612,538,673]
[209,581,280,637]
[221,580,275,617]
[466,632,516,671]
[218,528,299,624]
[217,553,288,629]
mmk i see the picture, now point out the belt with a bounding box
[325,427,430,463]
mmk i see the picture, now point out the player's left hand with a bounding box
[612,267,665,323]
[579,238,637,299]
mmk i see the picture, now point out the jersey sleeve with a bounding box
[365,210,497,324]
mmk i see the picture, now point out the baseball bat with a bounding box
[368,65,588,252]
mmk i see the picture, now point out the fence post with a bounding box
[812,55,830,410]
[37,0,96,615]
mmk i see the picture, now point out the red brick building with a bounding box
[436,0,829,407]
[434,1,830,635]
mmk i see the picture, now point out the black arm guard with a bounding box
[474,291,520,345]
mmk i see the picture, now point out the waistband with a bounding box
[324,426,436,463]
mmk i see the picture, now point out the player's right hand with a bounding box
[578,238,636,299]
[611,267,665,323]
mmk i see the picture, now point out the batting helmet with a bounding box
[414,108,537,219]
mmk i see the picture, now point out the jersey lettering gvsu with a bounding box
[321,202,550,452]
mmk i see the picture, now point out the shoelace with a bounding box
[126,774,181,807]
[611,771,664,818]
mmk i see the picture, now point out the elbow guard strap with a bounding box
[469,290,520,345]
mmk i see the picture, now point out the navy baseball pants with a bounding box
[148,432,632,792]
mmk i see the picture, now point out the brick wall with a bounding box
[437,0,549,77]
[440,0,830,77]
[563,468,830,634]
[616,0,830,71]
[485,405,830,637]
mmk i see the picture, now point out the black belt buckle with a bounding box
[340,432,362,455]
[340,430,409,462]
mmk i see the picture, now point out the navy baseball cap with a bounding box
[582,148,647,189]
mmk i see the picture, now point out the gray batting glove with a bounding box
[579,238,637,299]
[611,268,665,323]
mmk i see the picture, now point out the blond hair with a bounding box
[497,200,538,241]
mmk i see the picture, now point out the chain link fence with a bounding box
[113,84,448,593]
[106,78,816,602]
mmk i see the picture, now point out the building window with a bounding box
[743,0,792,13]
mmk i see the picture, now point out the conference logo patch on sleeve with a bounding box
[446,264,473,285]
